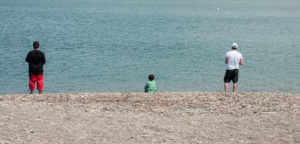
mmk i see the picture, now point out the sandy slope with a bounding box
[0,92,299,144]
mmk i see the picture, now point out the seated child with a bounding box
[144,74,157,93]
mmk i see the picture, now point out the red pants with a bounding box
[29,75,43,90]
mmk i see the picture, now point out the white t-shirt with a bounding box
[226,50,243,70]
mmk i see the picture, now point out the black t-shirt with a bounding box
[25,50,46,75]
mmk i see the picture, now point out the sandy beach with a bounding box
[0,92,299,143]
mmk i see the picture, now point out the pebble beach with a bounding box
[0,92,299,143]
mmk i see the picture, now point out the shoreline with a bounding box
[1,92,299,143]
[1,91,300,96]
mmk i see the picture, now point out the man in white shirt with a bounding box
[224,43,244,92]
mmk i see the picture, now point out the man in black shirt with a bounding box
[26,41,46,94]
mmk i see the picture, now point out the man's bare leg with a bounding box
[233,83,238,92]
[39,90,43,94]
[30,90,34,94]
[224,83,229,92]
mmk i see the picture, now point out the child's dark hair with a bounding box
[148,74,155,81]
[33,41,39,48]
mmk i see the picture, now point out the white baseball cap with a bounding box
[232,43,238,48]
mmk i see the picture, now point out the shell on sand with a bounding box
[0,92,299,143]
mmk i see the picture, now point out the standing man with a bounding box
[26,41,46,94]
[224,43,243,92]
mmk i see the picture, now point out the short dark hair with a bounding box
[33,41,39,48]
[148,74,155,81]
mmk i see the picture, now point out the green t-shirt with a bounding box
[144,81,157,92]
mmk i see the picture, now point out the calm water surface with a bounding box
[0,0,299,94]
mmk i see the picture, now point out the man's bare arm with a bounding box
[239,58,244,65]
[225,57,228,64]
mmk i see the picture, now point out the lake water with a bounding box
[0,0,299,94]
